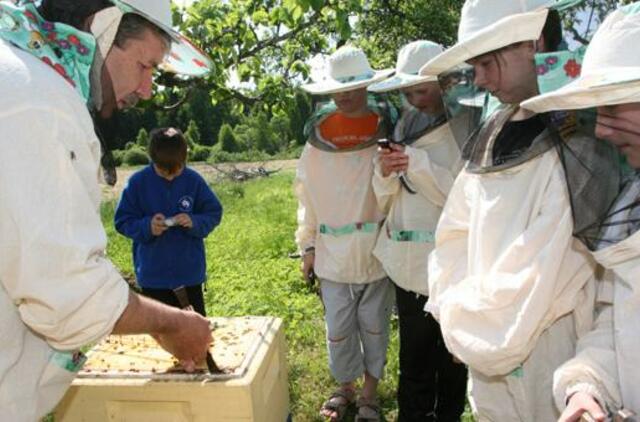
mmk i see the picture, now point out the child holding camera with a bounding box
[115,127,223,316]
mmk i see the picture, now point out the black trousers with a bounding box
[395,284,468,422]
[141,284,206,317]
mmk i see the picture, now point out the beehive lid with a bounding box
[78,316,274,381]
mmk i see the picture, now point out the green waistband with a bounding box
[388,229,435,243]
[319,222,380,237]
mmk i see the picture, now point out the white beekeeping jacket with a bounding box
[427,146,596,377]
[372,122,461,295]
[295,136,386,284]
[0,41,130,420]
[554,230,640,413]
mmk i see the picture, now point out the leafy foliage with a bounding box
[288,91,313,145]
[135,127,149,148]
[122,147,150,166]
[189,144,212,162]
[218,123,239,153]
[563,0,635,46]
[355,0,464,67]
[185,119,200,148]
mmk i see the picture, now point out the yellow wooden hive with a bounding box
[54,316,289,422]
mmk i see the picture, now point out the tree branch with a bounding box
[237,11,322,61]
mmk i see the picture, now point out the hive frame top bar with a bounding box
[76,316,275,382]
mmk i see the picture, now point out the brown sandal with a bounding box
[319,387,356,421]
[354,396,381,422]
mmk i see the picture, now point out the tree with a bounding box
[218,123,239,153]
[354,0,464,68]
[162,0,370,112]
[288,90,312,145]
[135,127,149,148]
[562,0,634,46]
[184,119,201,147]
[102,1,463,155]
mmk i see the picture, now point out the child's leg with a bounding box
[433,313,467,422]
[319,279,364,419]
[356,277,394,399]
[320,279,366,383]
[140,287,181,309]
[394,285,440,421]
[141,286,206,316]
[185,284,206,316]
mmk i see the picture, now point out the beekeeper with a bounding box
[419,0,597,420]
[367,40,468,422]
[296,46,397,421]
[0,0,214,420]
[522,4,640,420]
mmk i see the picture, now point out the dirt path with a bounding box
[102,159,298,201]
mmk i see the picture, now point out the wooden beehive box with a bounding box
[54,316,289,422]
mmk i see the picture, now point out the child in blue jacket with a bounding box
[115,127,223,316]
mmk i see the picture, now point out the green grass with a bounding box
[101,170,473,421]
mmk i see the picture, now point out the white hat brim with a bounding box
[113,0,213,77]
[420,8,549,77]
[302,69,394,95]
[368,72,437,93]
[521,67,640,113]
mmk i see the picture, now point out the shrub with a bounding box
[111,149,125,166]
[189,145,211,162]
[218,123,239,153]
[123,147,149,166]
[208,148,271,164]
[135,128,149,148]
[184,120,201,148]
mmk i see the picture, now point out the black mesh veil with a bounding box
[543,109,637,251]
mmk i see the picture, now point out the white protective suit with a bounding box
[427,111,596,421]
[294,115,387,285]
[554,195,640,414]
[372,121,461,295]
[0,41,130,421]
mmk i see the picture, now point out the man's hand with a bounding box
[173,213,193,229]
[151,213,168,236]
[301,252,315,281]
[153,310,212,372]
[379,143,409,177]
[112,292,212,373]
[559,392,607,422]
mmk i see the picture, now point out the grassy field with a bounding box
[101,169,472,421]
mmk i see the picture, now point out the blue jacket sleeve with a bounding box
[187,178,223,239]
[114,180,154,243]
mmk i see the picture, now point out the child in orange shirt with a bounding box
[296,46,396,421]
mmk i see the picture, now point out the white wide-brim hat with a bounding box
[522,5,640,113]
[111,0,213,77]
[419,0,579,77]
[302,46,393,95]
[368,40,444,93]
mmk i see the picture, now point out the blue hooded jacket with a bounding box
[115,165,223,289]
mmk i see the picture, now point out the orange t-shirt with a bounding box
[319,112,379,149]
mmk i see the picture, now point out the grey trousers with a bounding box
[320,277,395,383]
